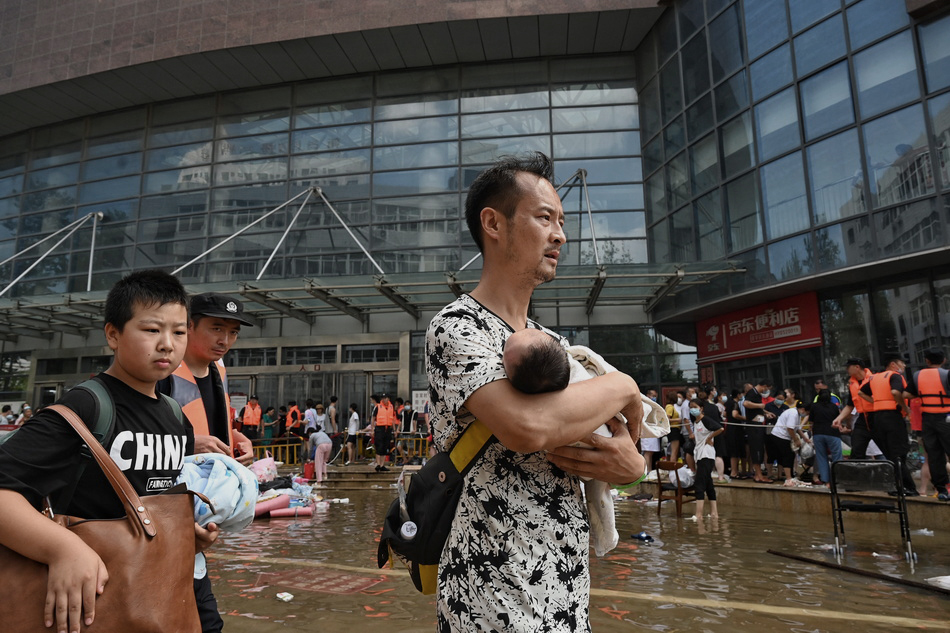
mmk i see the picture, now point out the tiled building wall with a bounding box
[0,0,647,96]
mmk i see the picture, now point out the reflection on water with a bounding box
[210,492,950,632]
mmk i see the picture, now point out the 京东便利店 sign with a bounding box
[696,291,823,363]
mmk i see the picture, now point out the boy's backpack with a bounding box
[0,377,184,510]
[377,419,494,594]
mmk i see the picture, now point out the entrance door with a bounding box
[34,383,60,409]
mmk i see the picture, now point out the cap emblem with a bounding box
[226,301,238,313]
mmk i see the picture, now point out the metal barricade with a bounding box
[251,438,302,466]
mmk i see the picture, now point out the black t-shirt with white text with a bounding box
[0,373,191,519]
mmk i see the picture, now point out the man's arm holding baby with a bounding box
[465,374,645,485]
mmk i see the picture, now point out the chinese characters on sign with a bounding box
[697,292,822,363]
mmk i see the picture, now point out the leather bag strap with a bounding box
[48,404,158,538]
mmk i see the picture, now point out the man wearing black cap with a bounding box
[159,292,255,467]
[859,353,917,494]
[834,357,875,459]
[904,347,950,500]
[157,292,255,633]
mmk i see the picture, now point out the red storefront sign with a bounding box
[696,291,823,363]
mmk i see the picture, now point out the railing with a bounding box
[251,438,302,466]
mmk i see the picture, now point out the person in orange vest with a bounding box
[286,400,302,435]
[239,394,263,440]
[156,291,255,633]
[904,347,950,501]
[834,357,874,459]
[858,352,917,494]
[372,393,396,472]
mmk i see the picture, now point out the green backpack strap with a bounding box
[158,392,184,426]
[50,377,115,512]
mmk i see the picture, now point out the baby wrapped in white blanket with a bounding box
[503,329,670,556]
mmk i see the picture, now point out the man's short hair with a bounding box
[845,357,866,369]
[464,152,555,252]
[104,269,188,331]
[507,337,570,394]
[924,347,945,365]
[755,379,773,387]
[883,351,906,366]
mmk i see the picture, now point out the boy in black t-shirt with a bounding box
[0,270,217,633]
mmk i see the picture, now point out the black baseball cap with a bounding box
[250,394,259,400]
[190,293,254,326]
[845,357,865,368]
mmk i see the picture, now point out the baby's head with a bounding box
[503,328,570,394]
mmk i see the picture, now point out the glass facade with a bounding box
[641,0,950,314]
[0,56,644,297]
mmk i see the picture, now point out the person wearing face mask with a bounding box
[689,397,724,521]
[743,379,776,483]
[698,391,729,484]
[677,389,697,471]
[724,389,746,479]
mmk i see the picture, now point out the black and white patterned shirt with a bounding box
[426,294,591,633]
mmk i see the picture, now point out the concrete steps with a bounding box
[282,461,411,491]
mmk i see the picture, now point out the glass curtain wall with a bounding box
[640,0,950,314]
[0,55,644,298]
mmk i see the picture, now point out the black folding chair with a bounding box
[830,459,915,564]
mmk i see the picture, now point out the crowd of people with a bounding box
[650,349,950,502]
[234,391,431,475]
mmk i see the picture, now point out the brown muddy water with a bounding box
[209,490,950,632]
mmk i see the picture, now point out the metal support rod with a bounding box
[0,213,89,269]
[86,212,102,292]
[172,187,311,275]
[458,252,481,271]
[0,213,98,299]
[257,188,314,281]
[577,169,601,267]
[315,187,385,275]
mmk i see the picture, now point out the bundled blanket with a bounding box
[566,345,670,556]
[177,453,259,578]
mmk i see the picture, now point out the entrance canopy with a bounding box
[0,183,744,340]
[0,261,744,340]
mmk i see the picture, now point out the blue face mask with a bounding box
[689,407,701,416]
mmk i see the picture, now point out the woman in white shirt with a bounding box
[768,402,810,485]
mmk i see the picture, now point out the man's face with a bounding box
[189,316,242,364]
[503,173,565,286]
[847,365,863,379]
[814,380,826,391]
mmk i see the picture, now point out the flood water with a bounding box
[209,490,950,632]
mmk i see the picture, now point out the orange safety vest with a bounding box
[242,403,262,429]
[915,367,950,414]
[849,369,872,414]
[170,359,237,457]
[375,402,396,427]
[868,370,906,412]
[287,405,302,429]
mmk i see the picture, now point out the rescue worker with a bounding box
[834,358,874,459]
[156,291,255,633]
[239,394,263,440]
[372,393,396,472]
[905,347,950,501]
[859,353,917,494]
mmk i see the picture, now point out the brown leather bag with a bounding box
[0,404,203,632]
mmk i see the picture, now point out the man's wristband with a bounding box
[613,470,650,490]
